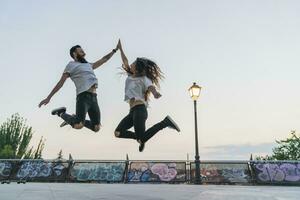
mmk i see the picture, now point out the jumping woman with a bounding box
[114,40,180,152]
[39,44,118,132]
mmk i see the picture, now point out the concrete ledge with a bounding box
[0,183,299,200]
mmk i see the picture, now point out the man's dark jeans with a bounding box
[61,91,101,131]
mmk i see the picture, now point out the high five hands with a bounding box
[117,39,122,50]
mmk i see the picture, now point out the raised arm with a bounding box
[38,73,69,107]
[117,39,131,72]
[92,46,118,70]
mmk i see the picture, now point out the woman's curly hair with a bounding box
[122,57,164,100]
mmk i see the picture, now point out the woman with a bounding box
[114,40,180,152]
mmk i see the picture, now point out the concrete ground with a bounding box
[0,183,299,200]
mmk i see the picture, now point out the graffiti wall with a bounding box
[2,159,300,185]
[252,162,300,184]
[127,162,186,182]
[70,162,126,182]
[0,161,13,180]
[190,163,251,183]
[12,161,69,181]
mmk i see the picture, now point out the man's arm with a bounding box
[92,48,118,70]
[38,73,69,107]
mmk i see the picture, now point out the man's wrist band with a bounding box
[112,49,117,53]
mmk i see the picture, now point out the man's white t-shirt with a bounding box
[64,61,98,95]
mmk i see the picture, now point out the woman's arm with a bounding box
[38,73,69,107]
[148,86,162,99]
[117,39,131,72]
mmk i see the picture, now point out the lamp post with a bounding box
[188,82,202,184]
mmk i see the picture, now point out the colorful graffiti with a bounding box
[127,162,186,182]
[1,159,300,185]
[0,161,12,178]
[70,162,126,182]
[15,161,67,180]
[252,162,300,183]
[190,163,251,183]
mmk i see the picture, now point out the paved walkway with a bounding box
[0,183,299,200]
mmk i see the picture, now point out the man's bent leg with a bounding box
[94,124,101,132]
[61,113,77,127]
[73,122,84,129]
[83,120,101,132]
[86,94,102,132]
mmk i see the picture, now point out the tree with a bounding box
[271,130,300,160]
[57,149,63,160]
[255,130,300,160]
[0,113,45,159]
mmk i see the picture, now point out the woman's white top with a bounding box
[124,75,153,106]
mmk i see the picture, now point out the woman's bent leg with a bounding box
[115,113,136,139]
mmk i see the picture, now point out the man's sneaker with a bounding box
[138,140,145,152]
[60,121,68,127]
[51,107,66,116]
[164,116,180,132]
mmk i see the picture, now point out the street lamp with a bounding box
[188,82,202,184]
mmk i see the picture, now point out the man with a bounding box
[39,44,118,132]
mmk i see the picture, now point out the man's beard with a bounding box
[77,55,88,63]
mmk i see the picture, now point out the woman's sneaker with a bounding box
[164,116,180,132]
[138,140,145,152]
[51,107,66,116]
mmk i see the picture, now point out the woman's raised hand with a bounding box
[117,39,122,50]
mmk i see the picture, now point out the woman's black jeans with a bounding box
[115,104,167,143]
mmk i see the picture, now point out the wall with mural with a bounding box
[1,160,300,185]
[14,161,68,181]
[127,162,186,182]
[70,162,126,182]
[0,161,13,180]
[252,161,300,184]
[190,162,251,184]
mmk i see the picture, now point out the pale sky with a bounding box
[1,0,299,160]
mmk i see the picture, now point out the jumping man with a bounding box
[39,44,118,132]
